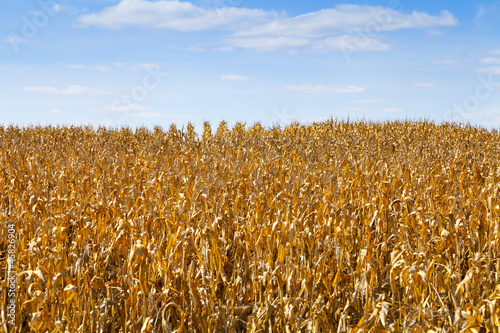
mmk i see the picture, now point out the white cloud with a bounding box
[184,46,205,52]
[412,82,439,88]
[96,65,111,72]
[78,0,272,30]
[133,63,160,71]
[23,85,113,95]
[107,104,151,113]
[432,59,460,65]
[78,1,459,54]
[380,107,404,113]
[173,46,206,52]
[216,45,234,52]
[425,29,442,36]
[283,84,365,94]
[130,112,163,117]
[353,99,387,104]
[23,86,59,94]
[480,57,500,65]
[49,109,62,113]
[312,35,390,53]
[67,64,112,72]
[5,37,24,44]
[51,4,76,13]
[225,37,309,52]
[405,67,434,72]
[477,67,500,75]
[470,49,500,56]
[51,4,65,12]
[221,74,249,81]
[235,5,457,38]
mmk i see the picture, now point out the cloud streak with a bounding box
[353,99,387,104]
[477,67,500,75]
[282,85,366,94]
[412,82,439,88]
[221,74,249,81]
[432,59,460,65]
[381,107,404,113]
[480,58,500,65]
[67,64,112,72]
[23,85,112,95]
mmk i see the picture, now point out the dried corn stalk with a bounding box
[0,121,499,332]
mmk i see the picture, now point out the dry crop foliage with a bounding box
[1,120,500,332]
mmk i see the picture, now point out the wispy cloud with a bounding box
[5,37,26,45]
[49,109,62,113]
[480,57,500,64]
[132,63,160,71]
[431,59,460,65]
[425,29,442,36]
[51,4,78,14]
[23,85,113,95]
[353,99,387,104]
[221,74,249,81]
[283,84,365,94]
[477,67,500,75]
[412,82,439,88]
[311,35,390,53]
[225,37,309,53]
[168,45,206,52]
[470,49,500,56]
[67,64,112,72]
[380,107,404,113]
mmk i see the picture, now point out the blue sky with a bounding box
[1,0,500,131]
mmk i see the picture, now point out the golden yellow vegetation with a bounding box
[1,120,500,332]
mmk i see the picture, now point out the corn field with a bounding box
[1,120,500,332]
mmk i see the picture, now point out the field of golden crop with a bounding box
[1,120,500,332]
